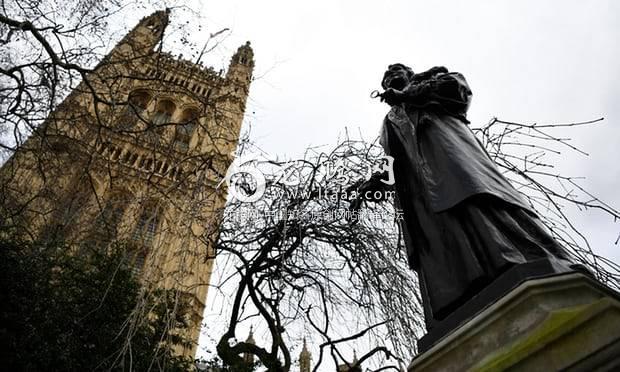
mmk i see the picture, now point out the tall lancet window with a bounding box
[98,195,127,240]
[130,204,161,275]
[174,108,198,151]
[86,193,130,251]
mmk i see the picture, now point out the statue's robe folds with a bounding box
[379,71,572,329]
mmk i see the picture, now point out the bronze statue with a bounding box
[363,64,580,331]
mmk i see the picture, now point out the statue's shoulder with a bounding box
[429,66,449,75]
[412,66,448,82]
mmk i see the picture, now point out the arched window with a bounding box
[41,185,92,244]
[132,205,160,247]
[130,204,161,275]
[174,108,198,151]
[89,193,130,249]
[99,197,126,234]
[118,90,150,130]
[146,100,176,142]
[151,100,176,128]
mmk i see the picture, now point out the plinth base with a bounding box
[409,273,620,371]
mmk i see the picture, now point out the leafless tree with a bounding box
[2,2,619,371]
[474,117,620,287]
[209,117,620,372]
[210,136,419,371]
[1,1,241,368]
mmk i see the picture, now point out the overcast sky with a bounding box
[189,0,619,254]
[156,0,620,367]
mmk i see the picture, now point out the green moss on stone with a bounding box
[472,300,607,372]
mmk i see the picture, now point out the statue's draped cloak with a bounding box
[379,72,571,328]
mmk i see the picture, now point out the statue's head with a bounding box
[382,64,414,90]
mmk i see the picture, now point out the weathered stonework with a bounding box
[0,9,253,357]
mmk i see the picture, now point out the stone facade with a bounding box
[0,9,253,357]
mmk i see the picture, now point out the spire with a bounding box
[113,9,170,58]
[230,41,255,68]
[245,325,256,344]
[137,9,170,33]
[226,41,254,84]
[337,350,361,372]
[299,338,312,372]
[242,326,255,365]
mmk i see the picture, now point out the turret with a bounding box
[242,326,256,365]
[226,41,254,86]
[337,350,361,372]
[113,9,170,59]
[299,338,312,372]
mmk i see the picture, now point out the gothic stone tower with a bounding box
[0,10,253,357]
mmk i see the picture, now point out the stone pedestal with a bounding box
[409,273,620,371]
